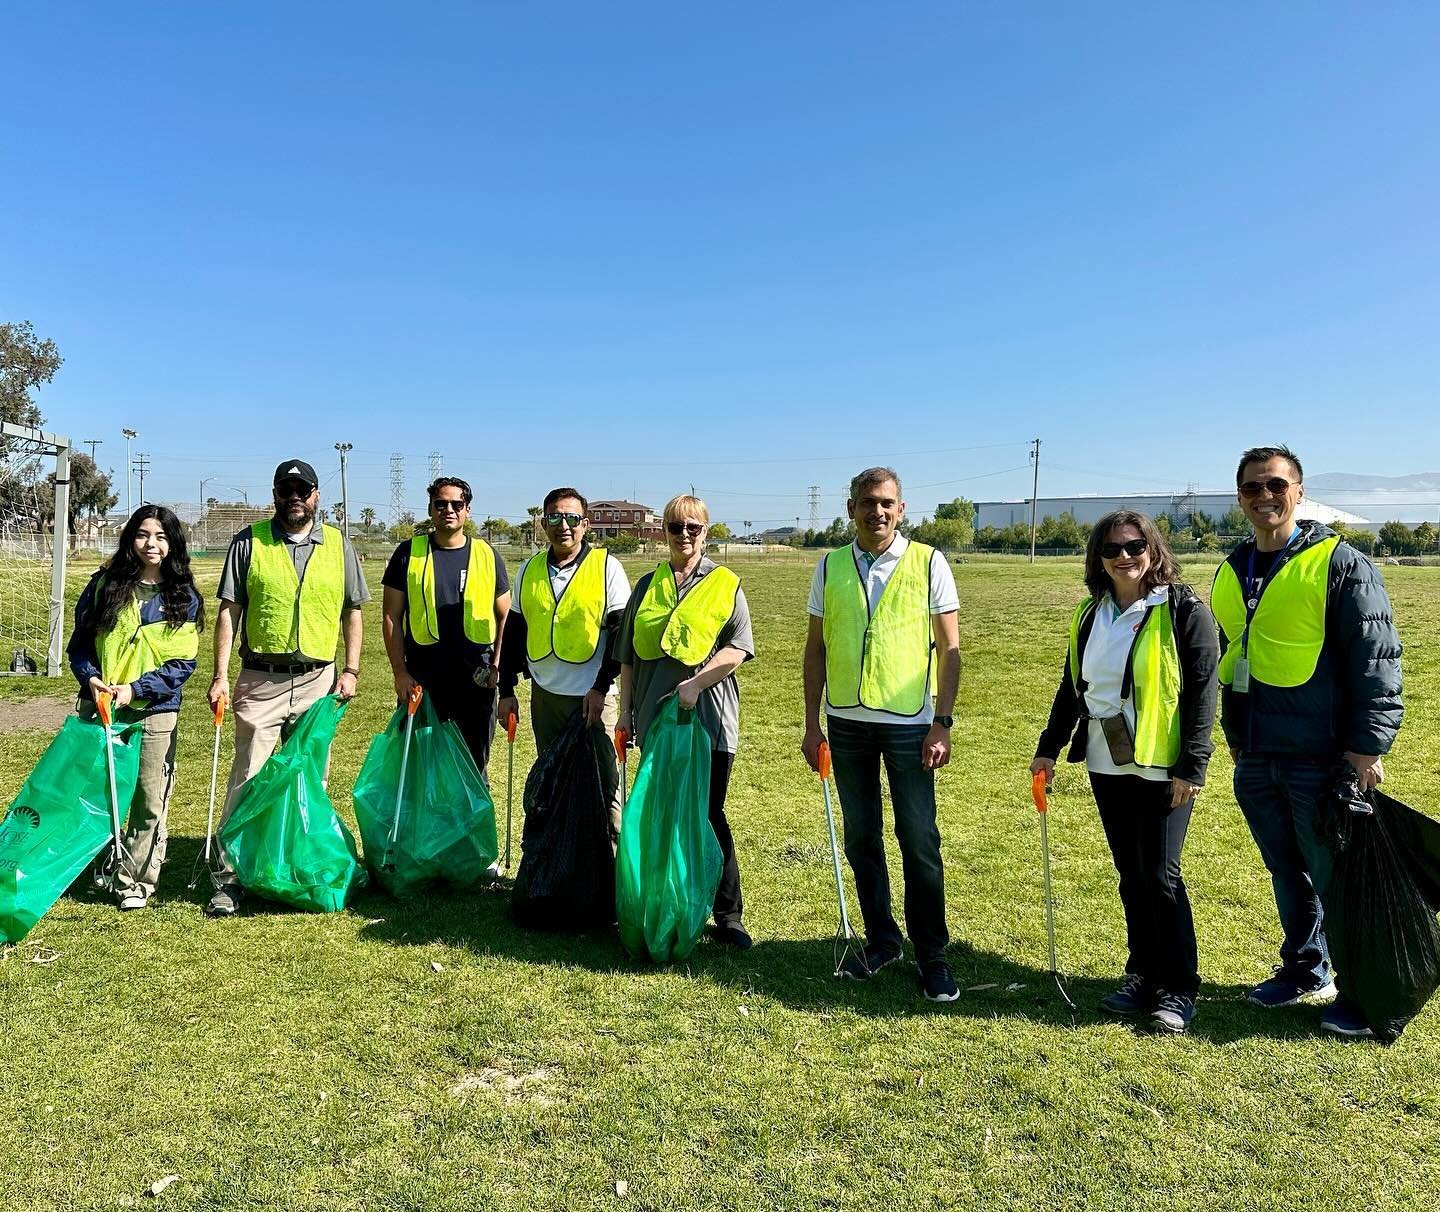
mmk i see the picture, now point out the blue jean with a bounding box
[1233,753,1335,986]
[827,716,949,965]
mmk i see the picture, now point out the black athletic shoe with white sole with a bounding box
[920,961,959,1003]
[837,943,903,981]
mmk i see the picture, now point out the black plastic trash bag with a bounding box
[1323,775,1440,1043]
[510,710,614,929]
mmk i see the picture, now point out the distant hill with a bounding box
[1308,472,1440,492]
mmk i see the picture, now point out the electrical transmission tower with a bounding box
[390,453,405,523]
[808,485,821,529]
[429,451,442,484]
[135,453,152,504]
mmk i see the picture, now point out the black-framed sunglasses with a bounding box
[544,512,584,528]
[667,521,705,537]
[275,480,313,499]
[1239,477,1297,499]
[1100,538,1149,559]
[431,499,467,513]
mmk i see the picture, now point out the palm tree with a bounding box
[360,506,377,532]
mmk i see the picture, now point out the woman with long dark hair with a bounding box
[69,504,205,911]
[1031,510,1218,1034]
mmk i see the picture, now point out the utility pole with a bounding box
[1028,437,1042,565]
[121,428,137,515]
[83,438,102,462]
[135,452,151,505]
[390,453,405,524]
[335,442,353,540]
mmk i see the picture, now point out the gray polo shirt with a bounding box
[217,520,370,660]
[615,557,755,754]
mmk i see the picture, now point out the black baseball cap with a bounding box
[273,459,319,490]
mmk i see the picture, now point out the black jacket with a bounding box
[1035,583,1219,786]
[1215,521,1402,759]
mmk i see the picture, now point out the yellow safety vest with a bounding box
[632,563,740,666]
[822,542,935,717]
[520,546,608,663]
[406,535,497,647]
[245,520,345,661]
[1212,537,1337,689]
[1067,594,1181,769]
[94,580,199,711]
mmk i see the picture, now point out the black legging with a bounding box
[708,750,743,925]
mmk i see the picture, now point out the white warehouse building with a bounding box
[971,492,1368,531]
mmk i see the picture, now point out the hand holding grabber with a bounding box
[382,685,423,872]
[1032,770,1077,1019]
[190,692,228,888]
[817,741,866,977]
[613,726,629,810]
[503,707,518,871]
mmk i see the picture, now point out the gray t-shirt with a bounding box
[615,557,755,754]
[217,520,371,660]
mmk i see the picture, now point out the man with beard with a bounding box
[204,459,369,917]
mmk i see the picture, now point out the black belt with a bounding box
[242,657,330,675]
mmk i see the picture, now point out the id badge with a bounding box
[1233,657,1251,694]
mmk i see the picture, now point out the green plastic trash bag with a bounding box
[0,714,142,943]
[616,697,722,962]
[218,695,363,912]
[352,693,499,894]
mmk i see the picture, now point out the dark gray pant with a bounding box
[827,715,949,965]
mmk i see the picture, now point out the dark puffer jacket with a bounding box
[1215,521,1403,759]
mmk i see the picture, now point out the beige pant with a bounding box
[529,683,622,847]
[80,704,179,899]
[212,663,334,886]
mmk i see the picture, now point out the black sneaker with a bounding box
[712,921,754,951]
[919,961,959,1003]
[1150,989,1196,1035]
[1320,998,1375,1039]
[205,884,242,918]
[836,943,903,981]
[1100,974,1153,1017]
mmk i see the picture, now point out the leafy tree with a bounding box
[934,496,976,525]
[1219,506,1250,536]
[1335,525,1376,555]
[1154,513,1172,537]
[709,522,732,541]
[915,498,974,550]
[606,532,641,554]
[331,502,345,526]
[0,320,62,430]
[1377,520,1415,556]
[1197,531,1223,553]
[481,517,513,544]
[1188,510,1217,539]
[38,453,117,540]
[1037,511,1086,550]
[389,511,418,541]
[1411,521,1438,553]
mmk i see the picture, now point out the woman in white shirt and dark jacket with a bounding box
[1031,510,1218,1035]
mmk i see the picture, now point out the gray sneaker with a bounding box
[117,889,147,912]
[205,884,242,917]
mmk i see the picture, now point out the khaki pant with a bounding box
[530,683,622,846]
[80,704,179,900]
[212,663,334,887]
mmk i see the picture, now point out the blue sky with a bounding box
[4,3,1437,528]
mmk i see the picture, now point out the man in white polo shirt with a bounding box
[497,487,631,844]
[802,466,962,1002]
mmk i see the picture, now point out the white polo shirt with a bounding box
[806,534,959,726]
[519,549,632,698]
[1080,584,1172,783]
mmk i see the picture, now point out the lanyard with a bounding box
[1240,527,1301,656]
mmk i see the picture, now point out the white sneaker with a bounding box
[118,890,147,912]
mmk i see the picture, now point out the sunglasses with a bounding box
[1100,538,1149,559]
[431,499,467,513]
[544,512,584,528]
[275,481,312,499]
[667,521,705,537]
[1239,477,1297,498]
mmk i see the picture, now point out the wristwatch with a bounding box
[342,666,361,678]
[934,714,954,728]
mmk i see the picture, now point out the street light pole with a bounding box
[335,442,353,540]
[121,427,137,516]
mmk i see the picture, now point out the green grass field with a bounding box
[2,555,1438,1211]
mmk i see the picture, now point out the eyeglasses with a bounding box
[667,521,705,537]
[1239,477,1297,498]
[431,499,467,513]
[544,512,584,528]
[1100,538,1149,559]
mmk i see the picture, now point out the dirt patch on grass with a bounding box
[0,696,71,733]
[450,1065,560,1106]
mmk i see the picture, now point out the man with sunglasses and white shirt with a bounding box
[381,476,511,773]
[1214,444,1402,1038]
[497,487,631,844]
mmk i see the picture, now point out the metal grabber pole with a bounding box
[190,693,228,888]
[1032,770,1077,1020]
[383,685,423,872]
[503,708,517,871]
[818,741,866,977]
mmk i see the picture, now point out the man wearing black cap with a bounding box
[204,459,370,916]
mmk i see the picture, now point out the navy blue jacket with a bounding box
[68,571,202,715]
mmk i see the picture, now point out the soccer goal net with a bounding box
[0,423,71,677]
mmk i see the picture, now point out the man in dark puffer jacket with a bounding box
[1213,444,1403,1039]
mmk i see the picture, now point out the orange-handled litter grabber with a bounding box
[1032,770,1077,1019]
[383,685,424,872]
[503,708,518,871]
[613,726,629,810]
[95,689,132,883]
[818,741,866,977]
[190,693,229,888]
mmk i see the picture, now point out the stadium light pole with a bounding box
[121,428,137,516]
[335,441,353,540]
[1028,437,1042,564]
